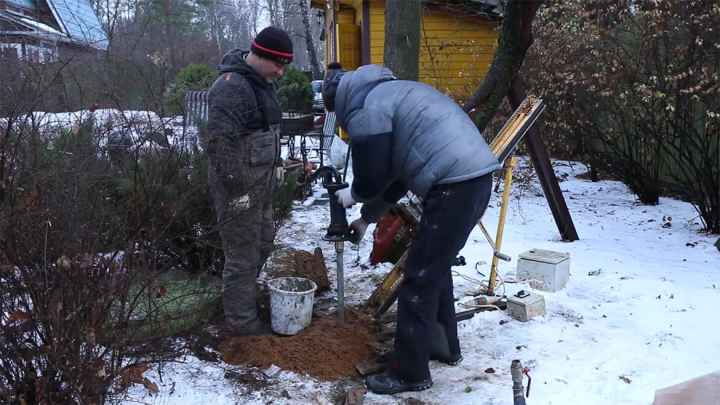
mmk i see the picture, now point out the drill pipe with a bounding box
[511,359,527,405]
[335,241,345,322]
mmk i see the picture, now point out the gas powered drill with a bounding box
[312,166,359,322]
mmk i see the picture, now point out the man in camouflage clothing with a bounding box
[201,27,293,335]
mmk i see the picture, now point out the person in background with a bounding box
[201,26,293,335]
[322,63,499,394]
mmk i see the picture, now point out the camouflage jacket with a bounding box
[202,49,281,170]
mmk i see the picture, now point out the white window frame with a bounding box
[0,41,58,63]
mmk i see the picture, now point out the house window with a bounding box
[0,41,57,63]
[24,43,40,62]
[0,43,22,60]
[17,42,57,63]
[40,43,58,63]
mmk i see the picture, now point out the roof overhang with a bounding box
[425,0,503,18]
[311,0,503,17]
[45,0,109,50]
[0,10,73,43]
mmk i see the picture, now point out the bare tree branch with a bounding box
[464,0,543,131]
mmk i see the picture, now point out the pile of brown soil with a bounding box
[219,309,376,380]
[264,247,330,292]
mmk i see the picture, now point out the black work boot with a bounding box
[427,321,462,365]
[365,371,432,395]
[430,352,463,366]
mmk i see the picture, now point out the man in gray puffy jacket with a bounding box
[323,63,500,394]
[200,27,292,335]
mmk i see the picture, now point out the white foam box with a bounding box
[507,291,546,322]
[516,249,570,292]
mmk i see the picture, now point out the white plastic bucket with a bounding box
[267,277,317,335]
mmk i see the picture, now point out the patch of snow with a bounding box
[1,110,198,153]
[121,353,336,405]
[121,155,720,405]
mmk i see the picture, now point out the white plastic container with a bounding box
[267,277,317,335]
[517,249,570,292]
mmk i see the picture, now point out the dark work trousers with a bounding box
[394,173,492,382]
[206,129,279,330]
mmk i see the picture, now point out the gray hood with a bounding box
[335,64,501,199]
[335,65,396,129]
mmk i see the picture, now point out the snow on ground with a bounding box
[2,109,164,131]
[120,354,337,405]
[123,157,720,405]
[1,110,197,151]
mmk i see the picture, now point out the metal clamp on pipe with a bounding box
[313,166,351,242]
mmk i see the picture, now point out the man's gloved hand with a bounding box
[348,218,368,244]
[336,187,356,208]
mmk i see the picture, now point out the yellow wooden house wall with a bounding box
[336,7,361,69]
[419,12,498,98]
[327,0,499,101]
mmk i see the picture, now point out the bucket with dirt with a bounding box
[267,277,317,335]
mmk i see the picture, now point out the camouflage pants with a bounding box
[206,131,278,329]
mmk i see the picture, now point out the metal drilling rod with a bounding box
[335,240,345,322]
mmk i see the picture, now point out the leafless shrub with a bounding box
[524,0,719,231]
[1,58,221,405]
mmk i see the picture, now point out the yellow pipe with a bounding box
[488,156,517,296]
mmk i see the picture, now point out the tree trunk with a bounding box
[164,0,176,69]
[250,0,259,36]
[467,0,578,241]
[207,0,224,59]
[464,0,543,131]
[383,0,421,80]
[266,0,280,27]
[299,0,321,79]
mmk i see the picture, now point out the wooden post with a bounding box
[329,0,337,62]
[361,0,370,65]
[509,79,579,241]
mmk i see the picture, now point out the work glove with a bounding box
[348,218,368,244]
[336,187,356,208]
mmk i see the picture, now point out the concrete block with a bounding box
[507,290,546,322]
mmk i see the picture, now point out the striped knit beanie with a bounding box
[251,26,294,64]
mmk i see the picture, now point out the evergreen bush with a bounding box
[165,63,216,115]
[277,67,313,113]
